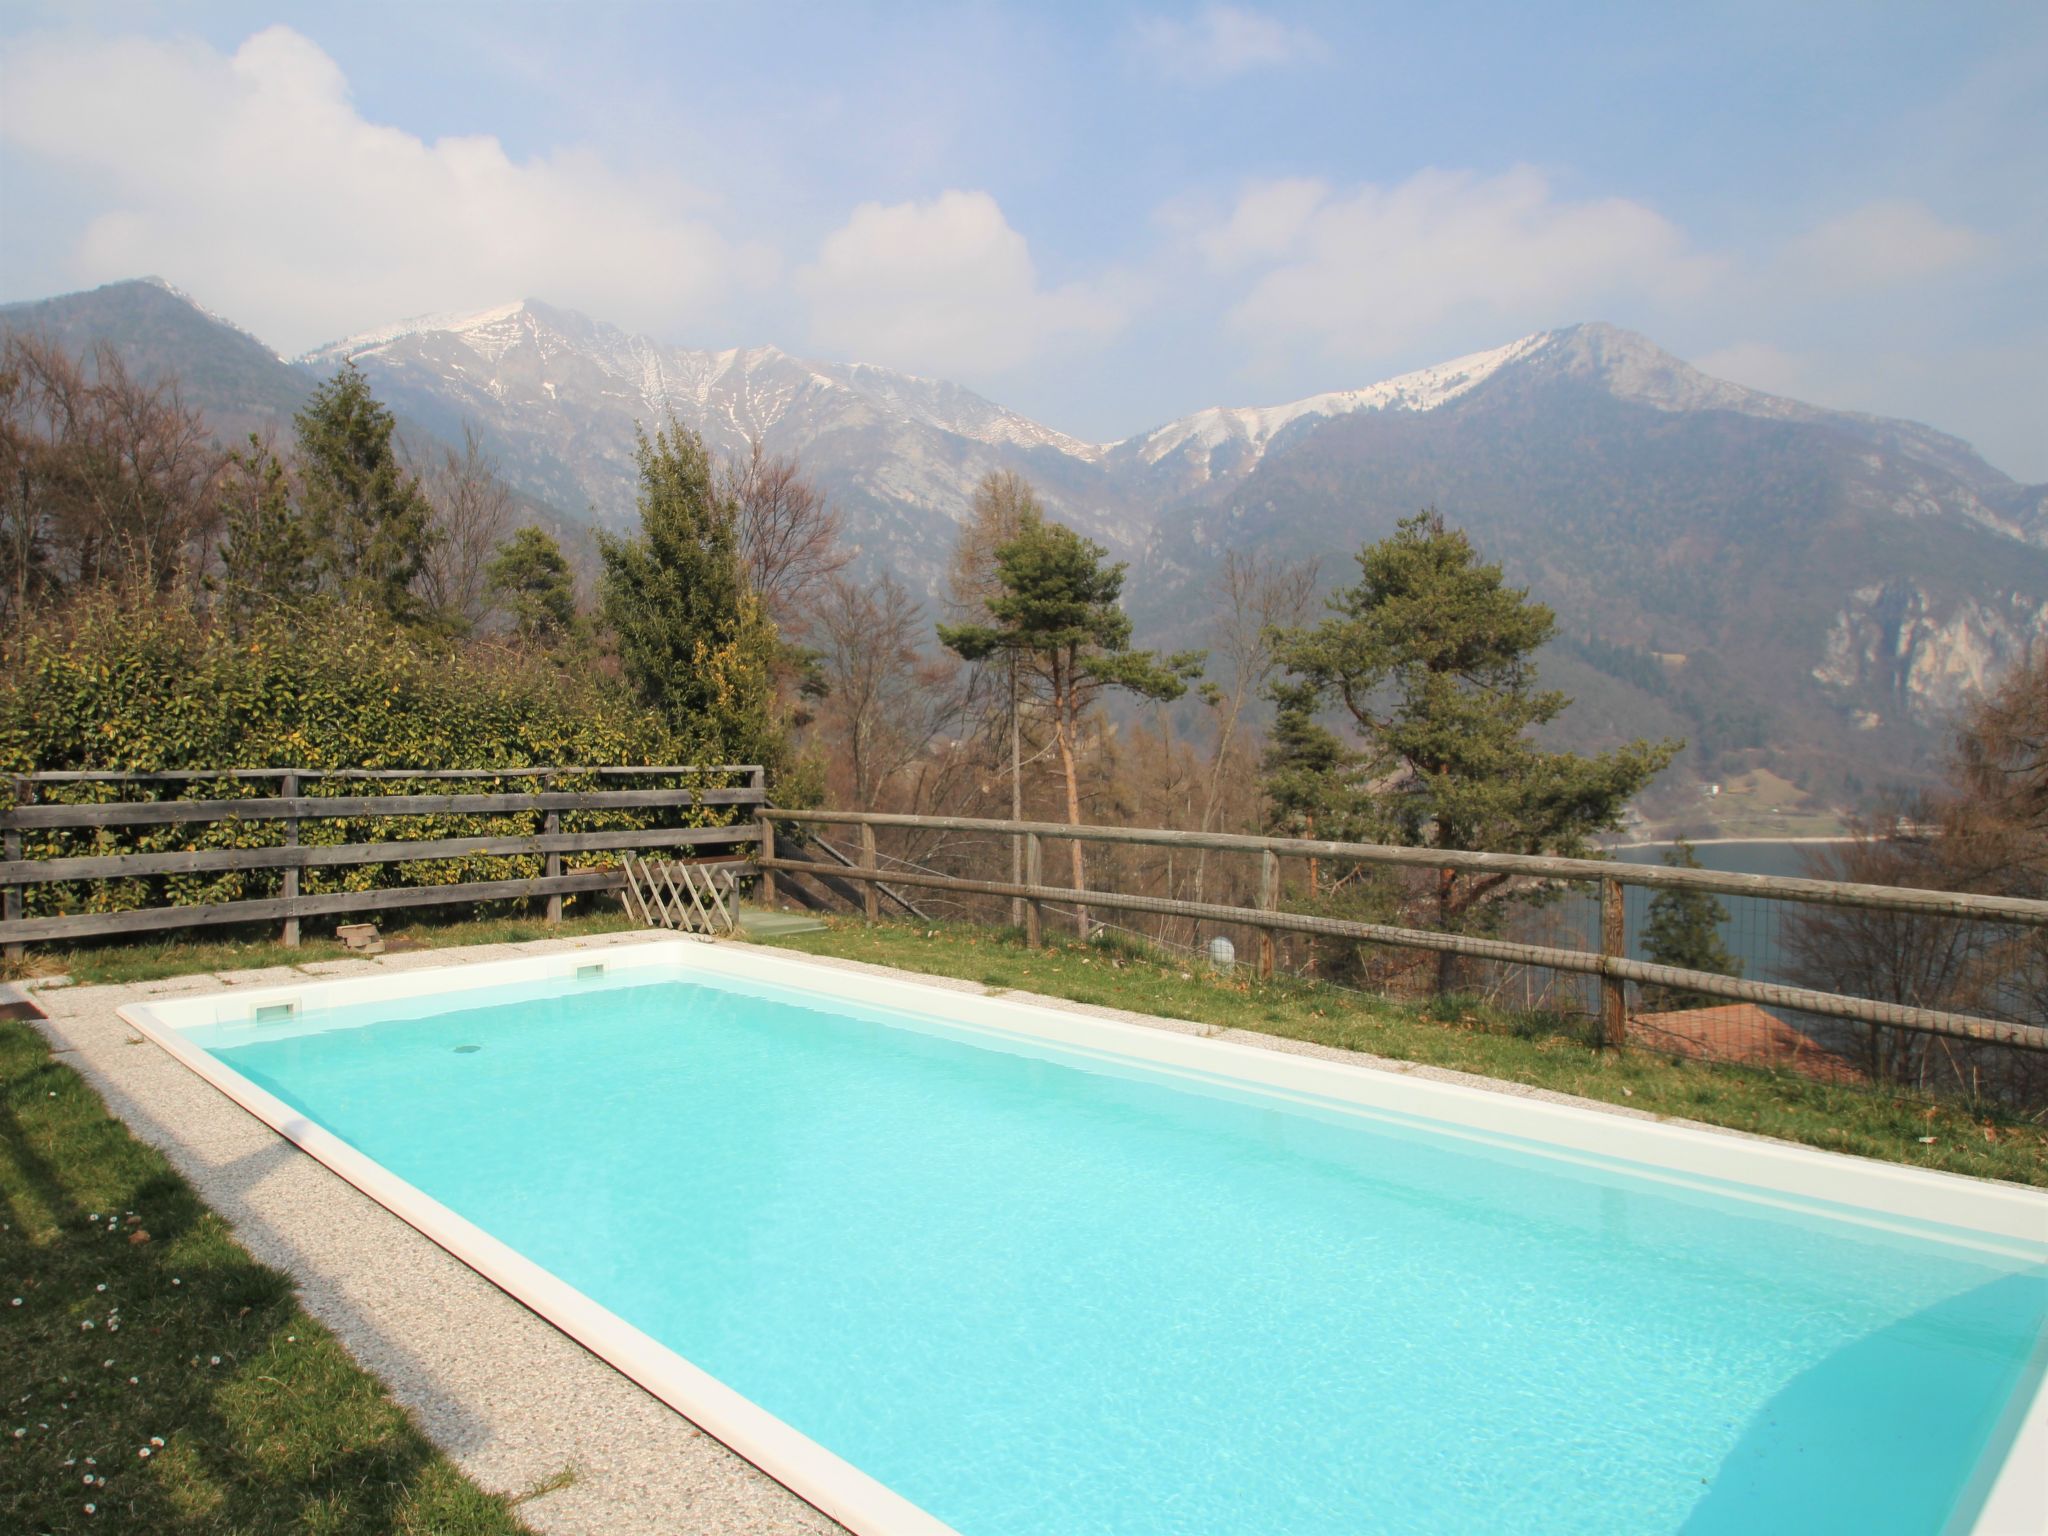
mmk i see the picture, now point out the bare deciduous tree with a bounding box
[721,439,846,634]
[814,572,963,810]
[944,470,1040,620]
[418,425,514,635]
[1947,649,2048,857]
[1941,650,2048,1042]
[0,333,221,615]
[0,340,64,633]
[945,470,1046,917]
[1788,817,2001,1084]
[1189,550,1321,899]
[1789,657,2048,1102]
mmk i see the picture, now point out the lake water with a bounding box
[1606,840,1846,987]
[1494,840,1848,1013]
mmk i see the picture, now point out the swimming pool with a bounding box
[125,940,2048,1535]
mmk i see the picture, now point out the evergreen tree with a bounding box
[294,361,436,622]
[597,421,781,766]
[214,434,316,627]
[1261,680,1363,848]
[1260,680,1379,972]
[1641,839,1744,1009]
[1274,510,1678,989]
[488,525,578,647]
[939,516,1201,931]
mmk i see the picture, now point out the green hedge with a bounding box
[0,599,750,921]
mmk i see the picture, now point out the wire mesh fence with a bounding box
[768,811,2048,1118]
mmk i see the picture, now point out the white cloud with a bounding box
[796,190,1124,376]
[1204,167,1714,365]
[1134,5,1321,83]
[1785,200,1988,290]
[0,27,764,354]
[1197,176,1325,270]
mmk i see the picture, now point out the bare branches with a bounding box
[1950,650,2048,847]
[1200,550,1320,827]
[0,333,222,619]
[813,572,964,810]
[944,469,1041,622]
[721,438,847,634]
[418,425,515,635]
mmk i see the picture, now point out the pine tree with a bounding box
[1274,510,1678,989]
[1261,681,1362,848]
[945,471,1046,922]
[488,525,578,647]
[939,516,1202,932]
[294,361,436,622]
[597,421,782,766]
[214,434,316,627]
[1641,839,1743,1009]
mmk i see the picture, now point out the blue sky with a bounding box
[3,2,2044,476]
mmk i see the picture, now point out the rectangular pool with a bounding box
[125,940,2048,1535]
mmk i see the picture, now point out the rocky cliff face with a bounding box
[1813,583,2047,725]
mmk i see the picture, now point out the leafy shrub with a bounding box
[0,597,754,919]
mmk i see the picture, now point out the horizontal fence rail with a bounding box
[11,778,2044,1075]
[1,766,765,951]
[5,788,760,830]
[767,810,2048,926]
[762,808,2048,1058]
[15,765,763,783]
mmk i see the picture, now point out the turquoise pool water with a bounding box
[193,968,2048,1535]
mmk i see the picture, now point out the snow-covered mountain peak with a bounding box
[1119,331,1551,476]
[1530,321,2004,491]
[299,301,1101,461]
[299,301,537,365]
[1529,321,1808,418]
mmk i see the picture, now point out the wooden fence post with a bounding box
[859,822,881,924]
[280,771,300,948]
[752,767,774,908]
[543,769,563,925]
[1258,848,1279,979]
[3,776,24,962]
[1600,875,1627,1050]
[1024,832,1043,948]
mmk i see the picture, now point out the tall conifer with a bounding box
[294,361,436,622]
[1274,510,1678,989]
[598,421,782,766]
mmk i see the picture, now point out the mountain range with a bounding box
[6,277,2045,813]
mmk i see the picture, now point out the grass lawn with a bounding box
[762,917,2048,1188]
[0,1018,558,1534]
[9,907,643,989]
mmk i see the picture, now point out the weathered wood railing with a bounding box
[759,809,2048,1054]
[1,766,765,953]
[11,777,2045,1061]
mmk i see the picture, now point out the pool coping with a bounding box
[28,931,2048,1535]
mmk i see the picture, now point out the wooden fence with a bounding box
[8,776,2044,1065]
[759,809,2048,1056]
[1,766,765,953]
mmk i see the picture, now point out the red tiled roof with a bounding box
[1629,1002,1862,1082]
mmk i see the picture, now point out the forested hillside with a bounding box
[6,279,2045,813]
